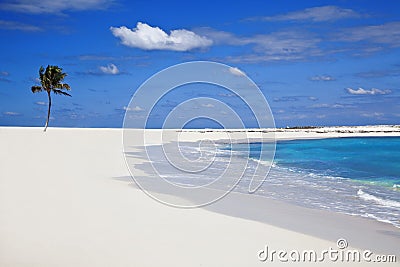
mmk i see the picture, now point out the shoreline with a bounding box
[124,127,400,256]
[204,188,400,254]
[1,127,399,266]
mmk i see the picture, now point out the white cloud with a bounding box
[228,67,246,76]
[346,87,391,95]
[35,101,46,106]
[258,6,362,22]
[0,0,114,14]
[335,22,400,47]
[197,27,321,62]
[361,112,384,118]
[310,75,335,81]
[280,114,308,120]
[356,68,400,78]
[195,18,399,63]
[310,103,345,108]
[0,71,11,82]
[310,103,351,109]
[110,22,213,51]
[273,96,299,102]
[218,93,235,97]
[99,63,119,75]
[0,20,41,31]
[3,111,20,116]
[201,103,214,108]
[311,103,330,108]
[332,104,345,108]
[123,106,143,111]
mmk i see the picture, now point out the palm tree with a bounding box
[31,65,71,132]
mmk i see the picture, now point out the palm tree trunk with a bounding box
[44,91,51,132]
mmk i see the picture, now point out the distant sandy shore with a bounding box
[0,126,399,266]
[178,125,400,142]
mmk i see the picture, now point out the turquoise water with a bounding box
[254,137,400,188]
[224,137,400,227]
[150,137,400,227]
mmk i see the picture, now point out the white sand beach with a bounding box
[0,126,399,266]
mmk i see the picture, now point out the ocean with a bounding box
[222,137,400,228]
[145,136,400,227]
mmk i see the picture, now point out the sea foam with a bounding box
[357,189,400,209]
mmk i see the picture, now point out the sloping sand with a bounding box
[0,127,399,266]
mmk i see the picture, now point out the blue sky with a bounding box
[0,0,399,128]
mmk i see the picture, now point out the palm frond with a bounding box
[39,66,44,78]
[39,66,45,87]
[31,85,43,93]
[33,65,71,95]
[53,89,71,96]
[54,83,71,90]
